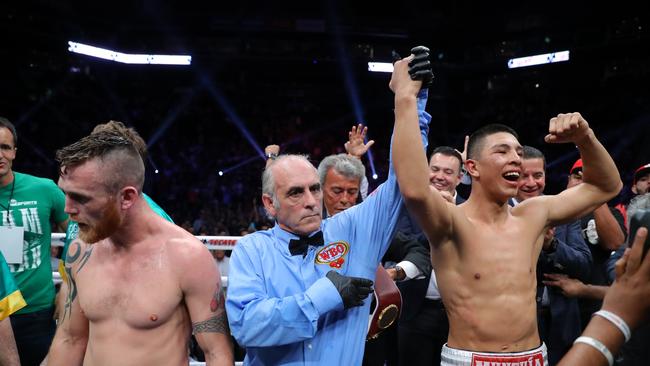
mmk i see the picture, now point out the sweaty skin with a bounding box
[391,57,622,354]
[48,159,232,366]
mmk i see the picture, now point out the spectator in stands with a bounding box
[566,159,626,330]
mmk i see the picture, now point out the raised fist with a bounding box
[408,46,433,88]
[544,112,591,144]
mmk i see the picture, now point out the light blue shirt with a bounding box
[226,89,431,365]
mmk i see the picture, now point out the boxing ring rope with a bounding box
[51,233,243,366]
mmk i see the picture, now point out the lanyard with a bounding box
[0,178,15,224]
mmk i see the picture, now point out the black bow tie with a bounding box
[289,231,324,257]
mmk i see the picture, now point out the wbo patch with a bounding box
[315,241,349,269]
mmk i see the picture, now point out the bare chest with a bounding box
[76,254,183,329]
[444,221,542,283]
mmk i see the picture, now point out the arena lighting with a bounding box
[372,173,378,180]
[507,50,569,69]
[368,62,393,73]
[67,41,192,65]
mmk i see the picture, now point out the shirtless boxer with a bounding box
[390,57,622,366]
[46,128,233,365]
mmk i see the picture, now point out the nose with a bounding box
[64,198,78,216]
[509,150,522,166]
[340,191,356,205]
[303,189,319,209]
[524,175,535,186]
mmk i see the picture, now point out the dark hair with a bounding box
[430,146,463,172]
[0,117,17,147]
[467,124,519,160]
[91,121,148,161]
[56,130,145,193]
[522,145,546,169]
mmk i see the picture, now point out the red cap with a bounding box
[633,163,650,184]
[570,159,583,174]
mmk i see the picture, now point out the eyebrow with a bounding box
[491,143,523,152]
[286,186,304,196]
[61,188,92,202]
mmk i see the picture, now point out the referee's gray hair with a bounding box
[317,153,365,186]
[261,154,315,214]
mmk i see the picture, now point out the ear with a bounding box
[119,186,139,210]
[261,193,277,217]
[632,185,638,195]
[465,159,479,179]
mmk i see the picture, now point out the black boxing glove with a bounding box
[326,270,374,309]
[408,45,434,88]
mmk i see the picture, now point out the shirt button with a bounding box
[307,343,313,349]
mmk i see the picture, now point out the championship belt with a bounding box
[367,265,402,340]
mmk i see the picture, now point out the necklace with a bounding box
[0,177,16,225]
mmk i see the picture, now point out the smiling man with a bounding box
[428,146,465,205]
[393,73,622,366]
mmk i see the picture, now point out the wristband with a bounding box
[266,152,278,160]
[574,336,613,366]
[593,310,631,342]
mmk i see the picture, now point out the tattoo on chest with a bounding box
[192,312,229,334]
[77,246,94,273]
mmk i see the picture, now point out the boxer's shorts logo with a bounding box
[471,351,543,366]
[315,241,349,269]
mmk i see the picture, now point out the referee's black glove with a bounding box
[408,45,434,88]
[326,270,374,309]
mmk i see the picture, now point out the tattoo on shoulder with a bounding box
[65,240,94,273]
[210,283,225,312]
[77,246,93,273]
[65,241,83,264]
[192,312,229,334]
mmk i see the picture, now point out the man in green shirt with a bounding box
[0,117,68,366]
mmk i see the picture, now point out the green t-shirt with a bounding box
[1,172,67,314]
[61,193,174,260]
[0,252,26,320]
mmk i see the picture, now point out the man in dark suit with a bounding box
[512,146,592,365]
[392,146,465,366]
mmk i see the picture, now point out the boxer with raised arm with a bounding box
[391,56,622,365]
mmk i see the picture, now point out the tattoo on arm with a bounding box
[210,283,225,312]
[192,312,229,334]
[62,266,77,322]
[193,282,228,334]
[62,241,93,322]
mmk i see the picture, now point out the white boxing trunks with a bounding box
[441,343,548,366]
